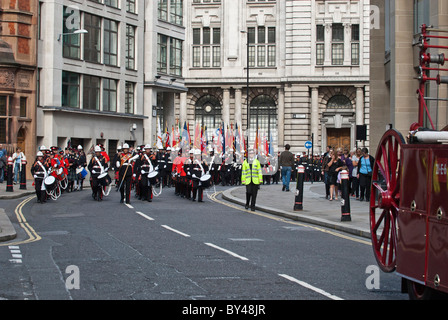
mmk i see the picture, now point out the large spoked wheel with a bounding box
[370,129,405,273]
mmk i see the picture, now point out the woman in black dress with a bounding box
[327,149,344,201]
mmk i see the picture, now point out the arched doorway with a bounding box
[17,127,26,154]
[249,95,277,146]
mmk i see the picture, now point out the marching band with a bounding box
[31,141,289,206]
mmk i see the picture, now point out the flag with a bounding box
[156,117,163,149]
[222,122,226,153]
[253,128,259,153]
[194,122,201,150]
[269,133,274,155]
[181,121,189,149]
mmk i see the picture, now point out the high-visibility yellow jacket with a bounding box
[241,159,263,185]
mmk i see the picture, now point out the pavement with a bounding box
[0,179,372,243]
[0,180,35,242]
[221,181,372,240]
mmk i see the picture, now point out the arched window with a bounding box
[249,95,277,145]
[195,95,222,134]
[327,94,352,109]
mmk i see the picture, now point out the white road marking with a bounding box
[136,211,154,221]
[204,243,249,261]
[161,225,190,238]
[125,204,134,209]
[278,274,344,300]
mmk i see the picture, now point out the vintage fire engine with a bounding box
[370,25,448,300]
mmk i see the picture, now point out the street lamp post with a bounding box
[57,29,88,42]
[241,30,250,155]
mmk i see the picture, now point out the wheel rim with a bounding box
[370,129,405,273]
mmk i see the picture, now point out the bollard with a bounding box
[294,165,305,211]
[340,169,351,221]
[6,156,13,192]
[20,155,27,190]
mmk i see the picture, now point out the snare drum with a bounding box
[44,176,57,192]
[76,167,88,179]
[199,173,211,188]
[97,172,111,186]
[148,170,158,179]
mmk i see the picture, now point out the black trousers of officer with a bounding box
[245,182,259,210]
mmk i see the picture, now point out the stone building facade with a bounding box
[173,0,370,155]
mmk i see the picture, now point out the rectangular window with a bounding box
[0,96,6,116]
[158,34,168,73]
[125,82,135,114]
[62,71,80,108]
[83,75,100,110]
[246,26,275,67]
[158,0,168,20]
[332,24,344,65]
[84,13,101,63]
[126,0,136,13]
[351,24,360,65]
[191,27,218,68]
[20,97,27,118]
[103,78,117,112]
[170,38,183,76]
[105,0,119,8]
[0,118,5,144]
[126,24,136,70]
[316,25,325,65]
[104,19,118,66]
[170,0,183,26]
[62,6,81,60]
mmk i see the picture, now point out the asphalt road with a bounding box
[0,184,407,303]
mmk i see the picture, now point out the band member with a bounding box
[88,146,109,201]
[75,145,87,191]
[116,143,138,204]
[65,147,77,192]
[136,144,158,202]
[191,149,209,202]
[183,150,195,200]
[31,151,49,203]
[173,148,187,197]
[165,147,173,188]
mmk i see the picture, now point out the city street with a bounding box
[0,184,406,302]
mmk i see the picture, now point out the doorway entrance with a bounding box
[327,128,351,150]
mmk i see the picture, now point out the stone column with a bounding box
[180,92,187,125]
[356,86,364,125]
[234,88,242,128]
[310,86,319,145]
[278,87,285,146]
[223,88,230,125]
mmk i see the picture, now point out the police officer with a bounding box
[241,149,263,211]
[31,151,49,203]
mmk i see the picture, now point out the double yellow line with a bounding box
[209,191,371,246]
[0,196,41,246]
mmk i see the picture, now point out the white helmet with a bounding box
[123,143,130,149]
[37,151,44,157]
[77,145,83,150]
[194,149,201,155]
[144,144,151,150]
[94,146,102,152]
[40,145,47,151]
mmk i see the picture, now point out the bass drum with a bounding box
[44,176,57,192]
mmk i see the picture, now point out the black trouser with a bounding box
[119,175,132,203]
[140,175,153,201]
[34,178,46,203]
[245,182,259,210]
[359,173,371,200]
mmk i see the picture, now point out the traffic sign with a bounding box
[305,141,313,149]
